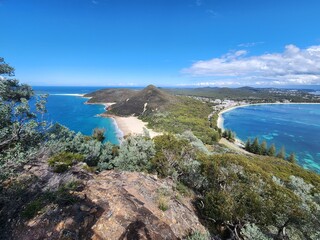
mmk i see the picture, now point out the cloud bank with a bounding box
[183,45,320,86]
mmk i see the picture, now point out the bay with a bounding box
[222,104,320,173]
[33,86,121,144]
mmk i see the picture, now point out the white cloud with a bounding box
[238,42,264,48]
[91,0,98,4]
[182,44,320,86]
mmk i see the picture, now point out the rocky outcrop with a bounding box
[3,161,207,240]
[87,171,206,239]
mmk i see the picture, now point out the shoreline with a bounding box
[85,101,116,111]
[217,102,320,132]
[217,102,320,151]
[83,97,161,140]
[100,113,161,139]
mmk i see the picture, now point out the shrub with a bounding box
[21,198,44,219]
[157,188,170,211]
[151,134,206,190]
[176,182,191,197]
[185,231,210,240]
[198,153,320,239]
[111,135,155,171]
[241,224,271,240]
[92,128,105,142]
[48,152,84,173]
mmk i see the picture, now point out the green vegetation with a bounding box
[0,58,48,180]
[151,134,205,190]
[199,154,320,239]
[277,146,286,159]
[48,152,84,173]
[92,127,106,142]
[245,138,296,163]
[141,97,220,144]
[165,86,320,103]
[288,152,296,163]
[175,182,192,197]
[185,231,210,240]
[22,181,80,219]
[111,135,155,171]
[157,188,170,211]
[222,129,235,142]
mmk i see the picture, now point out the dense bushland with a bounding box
[141,97,220,144]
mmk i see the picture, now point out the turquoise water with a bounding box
[33,86,121,144]
[223,104,320,173]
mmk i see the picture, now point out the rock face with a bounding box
[3,161,207,240]
[87,171,206,240]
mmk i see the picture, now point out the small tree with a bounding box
[267,144,276,157]
[251,138,260,154]
[92,128,105,142]
[245,139,251,152]
[287,153,296,164]
[222,130,227,138]
[0,57,48,179]
[260,141,267,155]
[277,146,286,160]
[223,129,235,142]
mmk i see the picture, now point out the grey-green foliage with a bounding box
[0,59,48,180]
[44,124,115,168]
[177,131,210,155]
[72,134,114,167]
[241,224,271,240]
[112,135,155,171]
[96,142,114,170]
[92,128,105,142]
[185,231,210,240]
[273,175,320,239]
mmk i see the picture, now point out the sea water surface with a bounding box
[222,104,320,173]
[33,86,121,144]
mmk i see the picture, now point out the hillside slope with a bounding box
[87,85,181,116]
[85,88,137,103]
[110,85,180,116]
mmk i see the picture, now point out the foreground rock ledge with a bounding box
[9,168,207,240]
[87,171,206,240]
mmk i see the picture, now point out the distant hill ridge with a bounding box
[85,85,180,116]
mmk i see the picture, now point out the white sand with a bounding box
[50,93,85,97]
[111,115,161,138]
[82,95,161,138]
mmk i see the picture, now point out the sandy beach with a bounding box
[84,97,161,139]
[101,113,161,138]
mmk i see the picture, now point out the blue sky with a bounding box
[1,0,320,87]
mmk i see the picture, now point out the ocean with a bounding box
[222,104,320,173]
[33,86,121,144]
